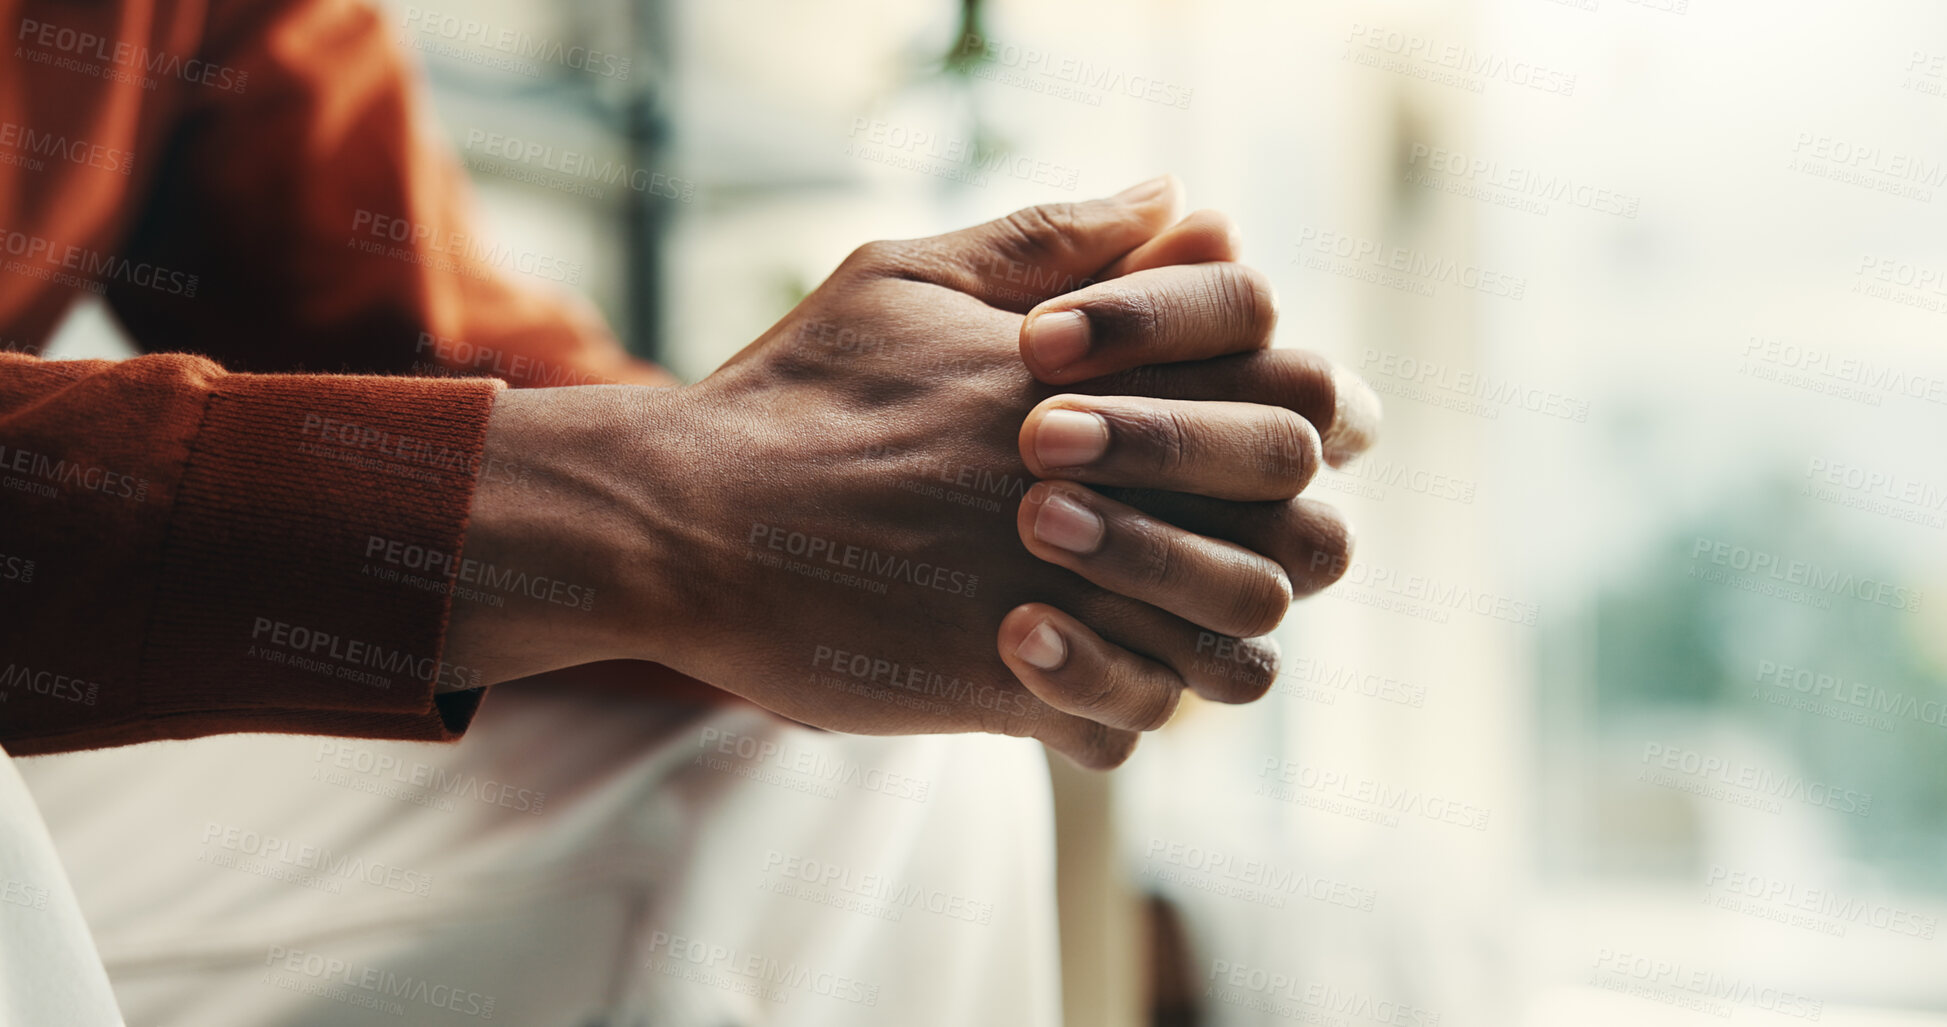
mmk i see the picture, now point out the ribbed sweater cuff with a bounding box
[136,371,505,743]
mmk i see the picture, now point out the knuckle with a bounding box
[1225,564,1294,638]
[1189,637,1279,703]
[1231,668,1278,704]
[1206,263,1278,344]
[1086,285,1163,346]
[1228,637,1282,702]
[1209,211,1245,254]
[1179,630,1278,703]
[1295,502,1356,593]
[1112,405,1195,476]
[1263,409,1321,494]
[1241,265,1280,336]
[1158,408,1198,475]
[1063,668,1122,719]
[1138,678,1183,731]
[842,239,902,274]
[1082,721,1140,769]
[1261,349,1338,429]
[1004,203,1083,259]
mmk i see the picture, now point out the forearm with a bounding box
[442,385,697,688]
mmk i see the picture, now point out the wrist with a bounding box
[444,383,698,686]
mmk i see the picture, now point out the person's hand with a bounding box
[449,179,1378,768]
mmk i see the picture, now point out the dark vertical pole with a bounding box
[625,0,673,364]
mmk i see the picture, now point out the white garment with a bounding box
[0,742,123,1027]
[15,688,1061,1026]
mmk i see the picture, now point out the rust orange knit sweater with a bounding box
[0,0,669,754]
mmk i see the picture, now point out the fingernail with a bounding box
[1035,409,1109,468]
[1322,365,1382,467]
[1015,620,1068,670]
[1033,491,1105,554]
[1112,175,1171,204]
[1025,310,1090,372]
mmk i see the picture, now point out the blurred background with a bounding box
[36,0,1947,1023]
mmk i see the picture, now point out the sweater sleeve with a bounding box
[100,0,674,390]
[0,351,502,756]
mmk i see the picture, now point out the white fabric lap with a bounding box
[0,742,124,1026]
[15,688,1061,1026]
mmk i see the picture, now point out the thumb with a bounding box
[920,175,1184,311]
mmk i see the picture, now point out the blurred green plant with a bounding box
[1541,473,1947,890]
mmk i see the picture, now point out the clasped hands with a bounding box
[452,175,1379,768]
